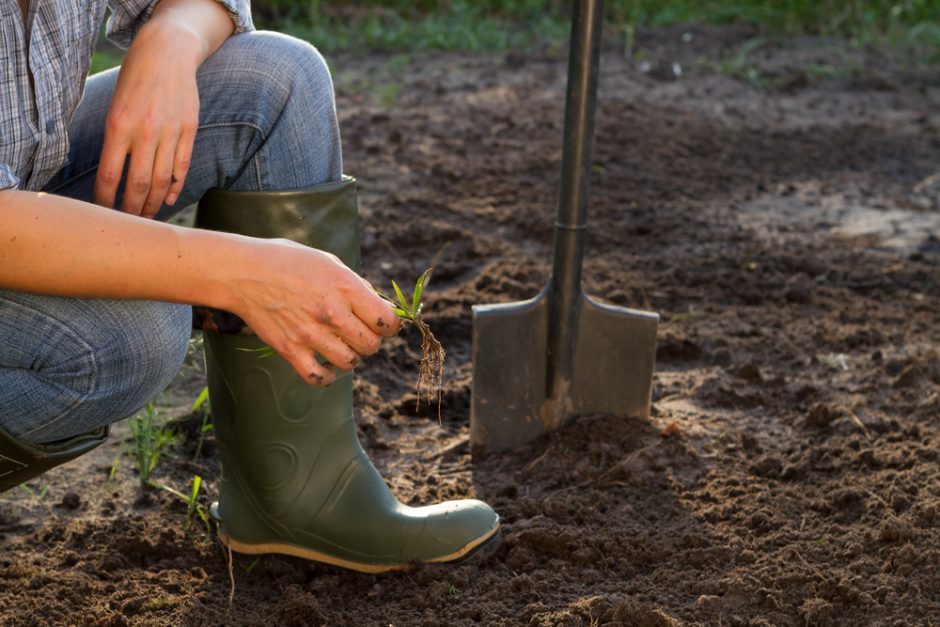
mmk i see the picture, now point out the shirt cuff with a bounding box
[214,0,254,34]
[0,164,20,191]
[107,0,254,49]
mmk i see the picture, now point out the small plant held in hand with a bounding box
[237,269,446,420]
[377,269,445,419]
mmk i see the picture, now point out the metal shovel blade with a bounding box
[469,0,659,454]
[470,291,658,454]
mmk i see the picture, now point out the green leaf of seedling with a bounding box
[236,346,275,358]
[392,280,408,310]
[392,306,410,319]
[156,482,186,501]
[412,268,430,317]
[195,506,209,526]
[191,386,209,412]
[189,475,202,505]
[187,475,203,526]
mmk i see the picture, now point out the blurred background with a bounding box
[93,0,939,72]
[255,0,939,53]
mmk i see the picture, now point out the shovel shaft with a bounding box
[547,0,604,408]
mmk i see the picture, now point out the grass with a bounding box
[88,1,938,72]
[190,386,213,463]
[281,5,568,52]
[119,401,178,487]
[89,47,123,74]
[104,402,212,537]
[258,0,940,54]
[157,475,211,534]
[667,305,706,324]
[716,36,772,87]
[16,482,49,502]
[607,0,938,44]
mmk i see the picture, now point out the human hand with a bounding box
[94,20,202,218]
[227,239,401,386]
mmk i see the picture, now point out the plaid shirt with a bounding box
[0,0,253,191]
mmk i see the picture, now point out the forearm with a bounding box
[146,0,235,64]
[0,190,244,309]
[1,190,401,384]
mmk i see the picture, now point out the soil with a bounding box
[2,25,939,626]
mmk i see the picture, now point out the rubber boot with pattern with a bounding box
[196,177,500,572]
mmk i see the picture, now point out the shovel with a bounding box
[470,0,659,454]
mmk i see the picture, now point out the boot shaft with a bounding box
[197,178,501,570]
[196,176,362,272]
[204,332,370,524]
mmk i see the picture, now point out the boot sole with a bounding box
[212,505,501,574]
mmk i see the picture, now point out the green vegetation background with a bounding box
[92,1,937,74]
[261,0,939,52]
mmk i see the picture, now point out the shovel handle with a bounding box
[547,0,603,408]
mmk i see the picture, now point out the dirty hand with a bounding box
[228,239,402,386]
[94,19,201,218]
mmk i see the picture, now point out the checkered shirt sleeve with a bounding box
[107,0,255,49]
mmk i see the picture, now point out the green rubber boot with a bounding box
[196,177,500,573]
[0,426,108,493]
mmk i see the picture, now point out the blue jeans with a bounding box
[0,31,342,445]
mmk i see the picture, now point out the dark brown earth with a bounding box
[2,25,939,626]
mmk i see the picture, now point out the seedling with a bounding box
[239,269,447,420]
[376,268,445,419]
[157,475,210,535]
[192,386,209,412]
[16,482,49,502]
[126,402,178,486]
[107,451,121,483]
[191,386,213,462]
[668,306,705,324]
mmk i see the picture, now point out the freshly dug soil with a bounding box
[2,26,939,626]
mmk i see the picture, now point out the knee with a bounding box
[86,301,191,417]
[199,31,342,186]
[260,32,334,98]
[210,31,336,113]
[9,299,191,444]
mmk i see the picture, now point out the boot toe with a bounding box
[404,499,500,564]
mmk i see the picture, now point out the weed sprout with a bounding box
[376,268,445,419]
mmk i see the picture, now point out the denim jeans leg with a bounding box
[0,292,191,444]
[44,30,343,206]
[0,31,344,444]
